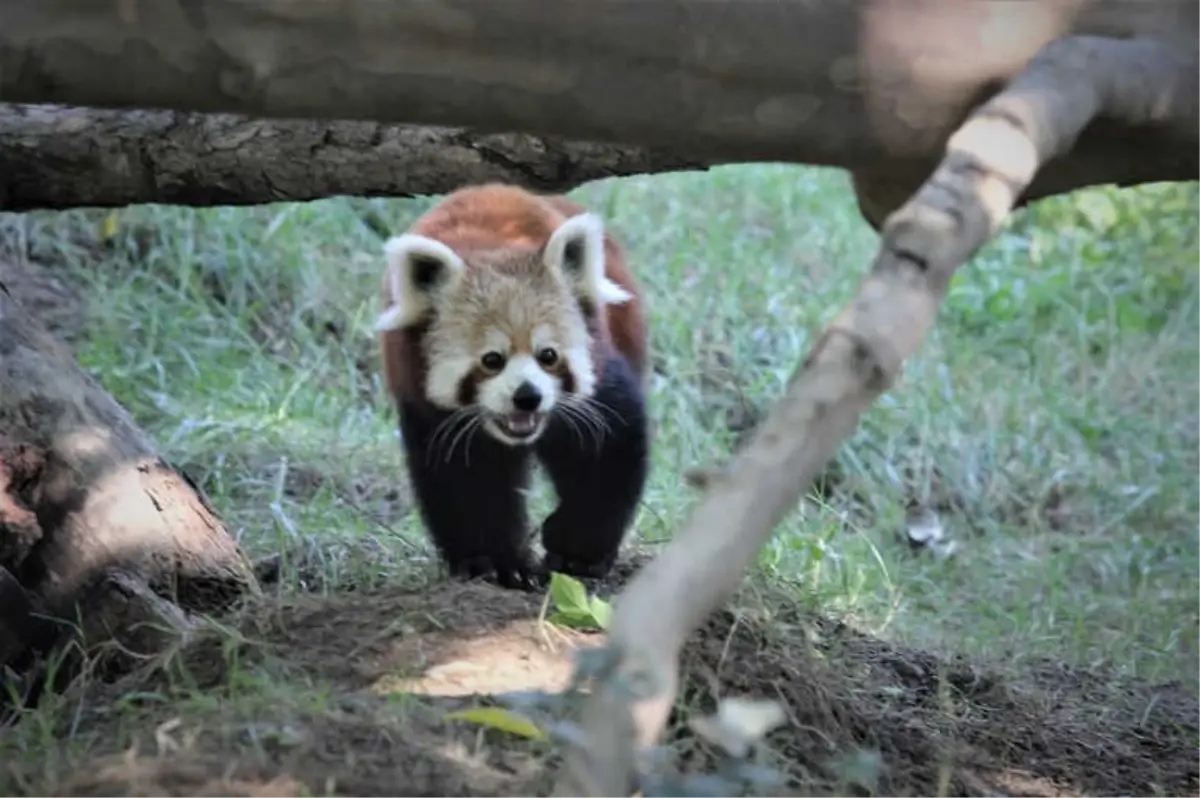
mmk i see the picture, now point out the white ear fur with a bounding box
[543,212,633,306]
[374,234,466,332]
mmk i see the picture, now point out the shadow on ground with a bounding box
[3,555,1195,798]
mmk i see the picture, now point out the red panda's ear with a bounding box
[544,213,633,307]
[375,234,465,332]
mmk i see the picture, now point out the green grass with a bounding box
[9,165,1199,688]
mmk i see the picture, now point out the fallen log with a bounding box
[2,1,1197,226]
[0,104,708,212]
[554,28,1199,798]
[0,278,259,692]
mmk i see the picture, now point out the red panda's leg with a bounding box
[535,356,650,579]
[396,401,541,590]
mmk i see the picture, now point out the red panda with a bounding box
[376,183,650,590]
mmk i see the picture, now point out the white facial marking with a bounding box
[425,353,475,409]
[479,354,558,416]
[531,324,595,398]
[424,330,512,410]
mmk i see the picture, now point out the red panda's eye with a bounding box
[480,352,506,372]
[536,347,559,367]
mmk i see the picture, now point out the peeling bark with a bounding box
[2,1,1197,223]
[0,104,709,212]
[554,29,1199,797]
[0,279,258,689]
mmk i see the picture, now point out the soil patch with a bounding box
[5,556,1196,797]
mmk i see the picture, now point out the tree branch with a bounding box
[0,104,709,212]
[554,31,1198,796]
[3,1,1197,222]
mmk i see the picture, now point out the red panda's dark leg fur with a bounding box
[535,354,649,579]
[396,401,542,590]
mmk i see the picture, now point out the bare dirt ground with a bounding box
[6,554,1196,798]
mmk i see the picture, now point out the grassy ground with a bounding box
[1,165,1197,795]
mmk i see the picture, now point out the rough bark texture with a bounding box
[554,29,1199,798]
[0,279,259,690]
[0,104,710,212]
[1,1,1197,225]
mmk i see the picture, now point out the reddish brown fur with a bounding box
[379,184,648,409]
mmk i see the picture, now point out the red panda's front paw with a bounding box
[541,549,617,581]
[447,549,545,592]
[540,510,622,581]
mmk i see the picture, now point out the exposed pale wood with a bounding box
[553,29,1199,796]
[0,279,259,682]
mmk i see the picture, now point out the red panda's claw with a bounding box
[448,551,545,592]
[499,559,548,592]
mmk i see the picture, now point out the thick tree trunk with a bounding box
[0,277,259,692]
[2,0,1197,225]
[0,104,710,212]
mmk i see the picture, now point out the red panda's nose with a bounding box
[512,382,543,412]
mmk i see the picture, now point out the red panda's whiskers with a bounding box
[553,401,591,451]
[557,396,609,454]
[567,394,619,433]
[425,407,472,462]
[583,394,625,429]
[425,406,483,466]
[443,412,487,466]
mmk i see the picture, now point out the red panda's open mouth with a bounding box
[494,411,546,441]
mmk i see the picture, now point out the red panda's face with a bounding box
[423,268,592,445]
[376,212,632,447]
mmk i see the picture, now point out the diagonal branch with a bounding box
[553,33,1198,796]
